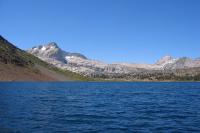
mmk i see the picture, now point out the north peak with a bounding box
[46,42,58,48]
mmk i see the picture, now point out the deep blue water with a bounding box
[0,82,200,133]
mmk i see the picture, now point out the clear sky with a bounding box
[1,0,200,64]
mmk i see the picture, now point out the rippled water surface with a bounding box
[0,82,200,132]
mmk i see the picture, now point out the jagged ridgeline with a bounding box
[0,35,96,81]
[1,35,200,81]
[27,40,200,81]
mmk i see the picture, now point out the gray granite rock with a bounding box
[27,43,200,75]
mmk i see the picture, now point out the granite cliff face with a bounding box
[27,43,65,63]
[27,43,200,76]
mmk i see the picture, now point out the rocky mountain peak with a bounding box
[162,55,173,60]
[45,42,59,49]
[26,42,65,63]
[156,55,173,65]
[27,42,88,65]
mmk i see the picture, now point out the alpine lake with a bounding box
[0,82,200,132]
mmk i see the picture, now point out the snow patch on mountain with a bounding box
[41,46,46,51]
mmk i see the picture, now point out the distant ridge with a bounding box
[27,42,200,76]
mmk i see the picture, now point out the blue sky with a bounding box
[1,0,200,64]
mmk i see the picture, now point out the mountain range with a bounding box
[1,35,199,81]
[0,35,95,81]
[27,42,200,77]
